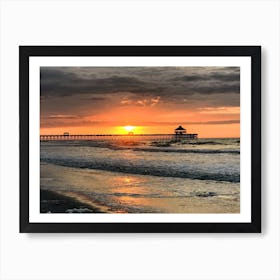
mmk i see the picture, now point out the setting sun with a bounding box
[124,126,135,133]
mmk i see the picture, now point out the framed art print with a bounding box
[20,46,261,233]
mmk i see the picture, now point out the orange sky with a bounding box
[40,124,239,138]
[40,105,240,138]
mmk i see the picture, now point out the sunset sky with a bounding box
[40,66,240,138]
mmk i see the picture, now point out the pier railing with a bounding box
[40,134,198,141]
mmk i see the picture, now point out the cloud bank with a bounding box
[40,66,240,129]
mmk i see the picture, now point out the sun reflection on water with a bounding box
[124,177,131,183]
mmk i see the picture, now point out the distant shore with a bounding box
[40,189,104,213]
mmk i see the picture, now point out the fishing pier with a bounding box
[40,126,198,142]
[40,134,177,141]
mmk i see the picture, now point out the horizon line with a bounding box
[39,133,239,138]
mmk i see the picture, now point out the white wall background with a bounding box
[0,0,279,279]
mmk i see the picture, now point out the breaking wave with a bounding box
[41,157,240,183]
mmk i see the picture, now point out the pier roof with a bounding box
[175,125,186,131]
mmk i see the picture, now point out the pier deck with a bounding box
[40,134,198,141]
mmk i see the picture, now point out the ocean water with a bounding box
[40,137,240,213]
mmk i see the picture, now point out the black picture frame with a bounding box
[20,46,261,233]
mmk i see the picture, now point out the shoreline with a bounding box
[40,189,105,213]
[40,163,240,214]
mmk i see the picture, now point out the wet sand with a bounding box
[40,189,104,213]
[40,163,240,213]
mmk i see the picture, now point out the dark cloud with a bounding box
[40,66,240,97]
[189,120,240,125]
[209,72,240,82]
[41,69,163,97]
[84,96,107,101]
[171,71,240,83]
[40,66,240,120]
[191,84,240,94]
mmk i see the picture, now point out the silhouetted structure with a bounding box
[40,134,174,141]
[175,125,187,135]
[174,125,198,141]
[39,128,197,142]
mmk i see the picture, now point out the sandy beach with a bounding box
[40,161,240,213]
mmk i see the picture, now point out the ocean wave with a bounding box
[41,140,240,154]
[132,148,239,154]
[41,158,240,183]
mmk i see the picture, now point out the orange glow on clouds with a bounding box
[40,66,240,138]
